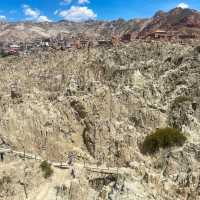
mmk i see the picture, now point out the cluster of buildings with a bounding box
[0,36,84,57]
[0,33,133,57]
[0,30,197,57]
[137,29,197,41]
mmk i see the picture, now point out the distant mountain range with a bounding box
[0,7,200,42]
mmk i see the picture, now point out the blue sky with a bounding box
[0,0,200,22]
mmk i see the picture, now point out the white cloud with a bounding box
[37,15,52,22]
[177,3,189,9]
[58,6,96,21]
[23,4,40,19]
[0,15,6,21]
[78,0,90,4]
[22,5,51,22]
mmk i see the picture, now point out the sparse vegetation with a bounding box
[194,46,200,53]
[70,100,87,119]
[0,176,12,190]
[141,127,186,155]
[0,176,11,185]
[173,96,193,105]
[40,161,53,178]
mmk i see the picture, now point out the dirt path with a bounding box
[29,168,71,200]
[34,182,51,200]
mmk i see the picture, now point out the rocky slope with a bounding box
[0,41,199,199]
[139,7,200,37]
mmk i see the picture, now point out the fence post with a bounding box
[23,146,25,161]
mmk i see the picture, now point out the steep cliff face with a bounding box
[0,41,200,199]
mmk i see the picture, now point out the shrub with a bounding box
[70,100,87,119]
[0,176,11,185]
[173,96,193,105]
[0,176,12,190]
[40,161,53,178]
[194,46,200,53]
[141,127,186,155]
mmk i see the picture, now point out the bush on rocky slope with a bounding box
[141,127,186,155]
[173,96,193,105]
[0,176,11,189]
[40,161,53,178]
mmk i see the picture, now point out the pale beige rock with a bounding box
[0,41,199,199]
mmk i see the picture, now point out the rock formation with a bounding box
[0,40,199,199]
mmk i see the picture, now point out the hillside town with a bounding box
[0,29,198,57]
